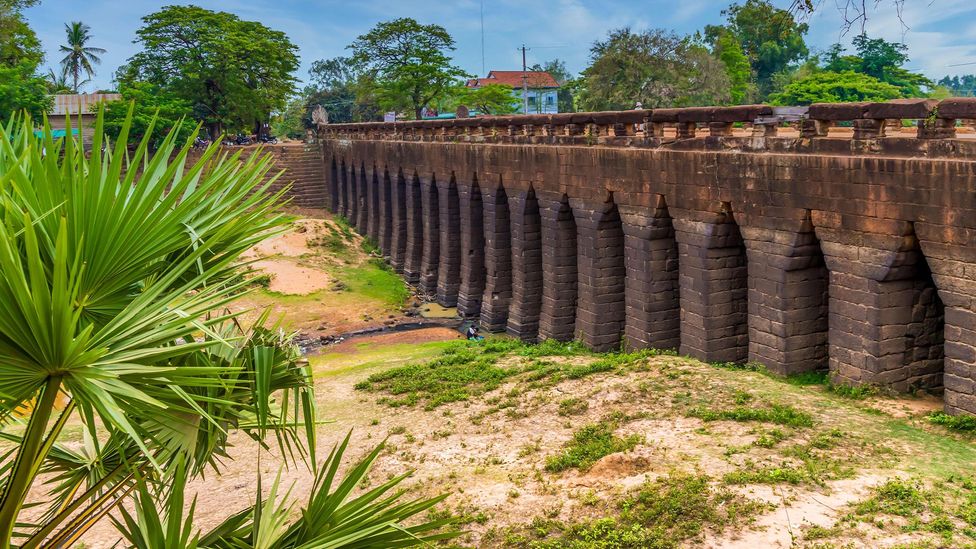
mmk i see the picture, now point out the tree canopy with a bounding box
[705,0,809,98]
[0,0,50,123]
[349,17,468,119]
[122,5,299,138]
[59,21,105,92]
[824,34,932,97]
[574,28,731,111]
[769,70,902,105]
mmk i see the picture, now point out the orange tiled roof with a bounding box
[466,71,559,89]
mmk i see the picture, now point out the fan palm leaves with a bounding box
[58,21,106,92]
[0,107,305,544]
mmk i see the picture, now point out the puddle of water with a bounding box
[419,303,458,319]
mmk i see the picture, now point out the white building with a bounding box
[466,71,560,114]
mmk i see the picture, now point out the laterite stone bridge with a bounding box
[315,99,976,416]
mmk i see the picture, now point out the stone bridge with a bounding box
[316,99,976,416]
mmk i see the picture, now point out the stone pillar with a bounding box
[402,173,424,284]
[367,168,380,243]
[740,215,829,375]
[418,177,440,295]
[573,199,626,352]
[355,164,368,234]
[673,210,749,363]
[816,224,945,392]
[336,160,349,217]
[538,195,578,342]
[918,227,976,416]
[328,157,339,213]
[379,170,393,258]
[619,197,680,351]
[346,164,359,222]
[480,183,512,331]
[506,189,542,341]
[458,180,486,318]
[436,178,462,307]
[389,170,408,272]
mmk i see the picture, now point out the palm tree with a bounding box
[0,111,456,546]
[45,66,77,94]
[58,21,106,92]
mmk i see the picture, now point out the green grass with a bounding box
[929,412,976,432]
[544,422,642,472]
[557,398,589,417]
[356,340,666,410]
[688,403,814,428]
[506,474,767,548]
[338,258,409,307]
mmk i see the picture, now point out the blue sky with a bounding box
[23,0,976,92]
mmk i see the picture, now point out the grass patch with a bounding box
[357,340,665,410]
[688,403,814,428]
[338,258,409,307]
[929,412,976,432]
[516,474,768,548]
[557,398,588,417]
[544,422,642,472]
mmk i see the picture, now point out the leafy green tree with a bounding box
[465,83,518,115]
[575,28,731,111]
[124,5,299,138]
[712,31,755,104]
[305,56,380,123]
[58,21,105,92]
[0,62,51,123]
[825,34,932,97]
[938,74,976,97]
[0,0,42,68]
[102,81,194,145]
[349,18,468,119]
[530,58,575,112]
[769,70,902,105]
[705,0,809,97]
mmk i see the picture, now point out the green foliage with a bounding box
[769,70,902,105]
[929,412,976,432]
[460,83,519,115]
[102,82,194,146]
[938,74,976,97]
[0,109,313,544]
[688,403,814,427]
[304,56,381,124]
[705,0,809,97]
[825,34,932,97]
[544,422,642,472]
[575,28,731,110]
[58,21,105,93]
[558,398,589,417]
[349,18,468,119]
[114,433,459,548]
[124,5,299,137]
[0,62,51,124]
[528,474,766,547]
[714,31,755,104]
[0,0,42,68]
[530,58,575,112]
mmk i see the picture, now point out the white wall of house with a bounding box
[514,88,559,114]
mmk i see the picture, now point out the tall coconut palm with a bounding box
[58,21,105,92]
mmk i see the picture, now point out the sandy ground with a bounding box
[68,327,973,548]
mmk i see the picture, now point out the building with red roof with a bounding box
[466,71,560,114]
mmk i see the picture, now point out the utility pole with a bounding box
[480,0,486,76]
[520,44,529,115]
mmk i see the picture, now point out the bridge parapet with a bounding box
[323,98,976,158]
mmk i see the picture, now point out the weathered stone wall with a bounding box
[315,99,976,417]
